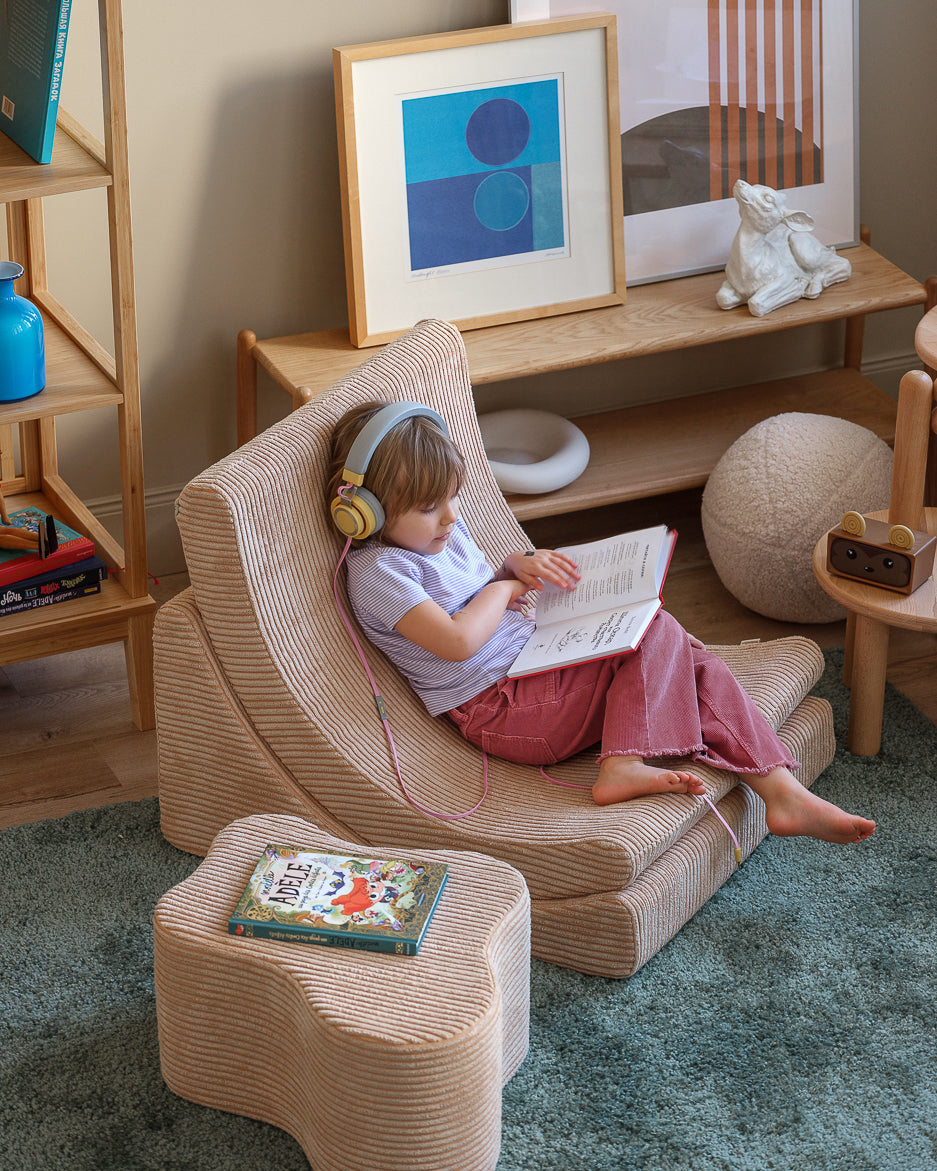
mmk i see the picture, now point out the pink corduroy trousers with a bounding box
[447,610,799,775]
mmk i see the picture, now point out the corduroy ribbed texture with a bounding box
[154,814,531,1171]
[155,317,835,976]
[529,694,832,976]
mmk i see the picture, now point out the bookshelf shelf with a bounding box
[237,241,928,526]
[0,313,122,425]
[0,123,112,201]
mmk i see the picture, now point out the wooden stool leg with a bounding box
[842,609,856,687]
[846,613,890,756]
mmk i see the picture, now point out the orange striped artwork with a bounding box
[708,0,822,201]
[596,0,854,282]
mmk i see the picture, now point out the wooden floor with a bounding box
[3,489,936,831]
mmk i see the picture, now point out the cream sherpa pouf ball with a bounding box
[701,412,894,622]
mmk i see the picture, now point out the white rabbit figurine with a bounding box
[716,179,852,317]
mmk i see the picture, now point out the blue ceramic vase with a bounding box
[0,261,46,403]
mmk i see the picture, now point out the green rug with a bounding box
[2,649,935,1170]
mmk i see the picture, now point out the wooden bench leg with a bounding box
[236,329,257,448]
[846,613,890,756]
[125,612,156,731]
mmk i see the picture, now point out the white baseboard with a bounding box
[861,350,920,398]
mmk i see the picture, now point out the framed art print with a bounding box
[513,0,858,285]
[333,15,625,347]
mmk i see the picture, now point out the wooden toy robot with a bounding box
[826,510,936,596]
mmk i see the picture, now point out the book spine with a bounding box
[37,0,71,162]
[228,920,417,955]
[0,559,106,599]
[0,581,100,618]
[0,540,96,588]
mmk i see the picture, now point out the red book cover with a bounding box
[0,508,95,588]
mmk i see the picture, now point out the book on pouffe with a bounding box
[229,844,449,956]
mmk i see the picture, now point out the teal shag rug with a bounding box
[1,649,935,1170]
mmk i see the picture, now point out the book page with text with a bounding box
[508,597,661,677]
[535,525,674,623]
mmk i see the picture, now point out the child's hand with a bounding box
[503,549,580,594]
[504,577,535,613]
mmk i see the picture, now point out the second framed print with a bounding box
[333,15,625,347]
[513,0,858,286]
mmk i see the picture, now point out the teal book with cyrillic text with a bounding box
[0,0,72,164]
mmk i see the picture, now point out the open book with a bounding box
[507,524,677,678]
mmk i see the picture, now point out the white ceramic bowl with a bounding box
[478,409,591,494]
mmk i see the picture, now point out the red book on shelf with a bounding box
[0,508,95,588]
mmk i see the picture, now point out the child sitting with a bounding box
[327,400,875,846]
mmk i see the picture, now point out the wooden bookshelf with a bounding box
[0,0,155,730]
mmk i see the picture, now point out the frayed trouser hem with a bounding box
[597,747,801,776]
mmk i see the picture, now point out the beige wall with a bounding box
[45,1,937,574]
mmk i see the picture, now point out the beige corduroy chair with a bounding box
[155,317,835,978]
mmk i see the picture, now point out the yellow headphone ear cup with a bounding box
[331,488,384,539]
[331,496,366,538]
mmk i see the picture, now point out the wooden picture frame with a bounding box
[513,0,859,286]
[333,15,625,348]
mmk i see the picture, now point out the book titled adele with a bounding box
[228,844,448,956]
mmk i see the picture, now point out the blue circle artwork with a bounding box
[401,80,564,270]
[465,98,531,166]
[473,171,531,232]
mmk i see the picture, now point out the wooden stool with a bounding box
[813,365,937,755]
[916,295,937,378]
[154,814,530,1171]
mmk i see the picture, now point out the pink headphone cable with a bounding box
[536,768,741,863]
[334,539,742,860]
[702,793,743,863]
[333,538,488,821]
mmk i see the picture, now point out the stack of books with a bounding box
[1,507,106,618]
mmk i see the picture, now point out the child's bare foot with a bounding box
[746,767,875,844]
[593,755,706,806]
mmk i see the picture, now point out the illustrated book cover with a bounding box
[228,844,449,956]
[507,523,677,678]
[0,0,72,164]
[0,554,106,616]
[0,508,94,588]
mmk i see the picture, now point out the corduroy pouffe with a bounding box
[153,814,530,1171]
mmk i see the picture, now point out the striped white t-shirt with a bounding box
[346,519,532,716]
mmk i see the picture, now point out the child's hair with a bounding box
[326,400,466,538]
